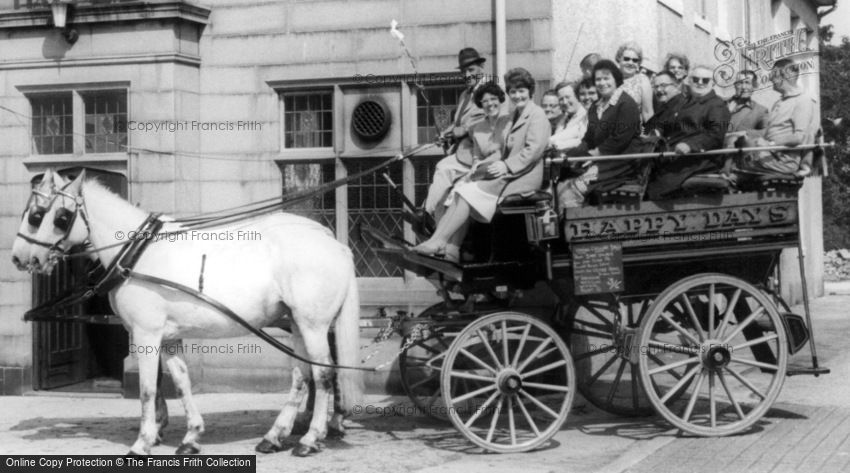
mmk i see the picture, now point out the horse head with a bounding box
[11,169,89,275]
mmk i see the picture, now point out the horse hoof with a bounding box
[176,443,200,455]
[125,451,148,457]
[291,444,319,457]
[255,439,283,454]
[153,433,164,446]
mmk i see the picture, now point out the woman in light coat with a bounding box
[412,69,550,261]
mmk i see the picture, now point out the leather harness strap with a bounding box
[25,212,378,372]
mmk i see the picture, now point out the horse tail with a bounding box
[334,271,363,415]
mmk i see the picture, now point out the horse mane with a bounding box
[81,178,147,220]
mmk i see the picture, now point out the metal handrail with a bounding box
[546,142,836,165]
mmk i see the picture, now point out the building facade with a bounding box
[0,0,833,396]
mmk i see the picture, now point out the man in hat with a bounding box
[422,47,488,221]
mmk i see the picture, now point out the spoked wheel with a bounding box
[441,312,576,452]
[638,273,788,436]
[398,303,482,421]
[568,295,656,416]
[399,324,459,421]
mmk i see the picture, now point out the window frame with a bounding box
[270,78,448,284]
[279,88,335,152]
[18,82,131,169]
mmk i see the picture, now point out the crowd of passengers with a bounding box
[411,45,818,262]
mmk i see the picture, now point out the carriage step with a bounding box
[786,366,830,377]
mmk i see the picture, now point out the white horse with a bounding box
[11,169,363,456]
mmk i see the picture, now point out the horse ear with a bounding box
[66,170,86,194]
[39,168,54,189]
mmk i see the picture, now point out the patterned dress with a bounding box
[621,74,649,116]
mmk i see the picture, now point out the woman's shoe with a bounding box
[443,244,460,263]
[411,240,445,257]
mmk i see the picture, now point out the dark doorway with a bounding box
[32,167,129,393]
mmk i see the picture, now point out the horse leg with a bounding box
[257,328,311,454]
[292,328,334,457]
[154,360,168,446]
[326,376,346,439]
[162,348,204,455]
[128,331,163,455]
[326,331,345,439]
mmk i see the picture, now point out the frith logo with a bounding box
[714,28,818,89]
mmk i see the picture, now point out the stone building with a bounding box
[0,0,834,396]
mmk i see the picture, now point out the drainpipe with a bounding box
[495,0,507,84]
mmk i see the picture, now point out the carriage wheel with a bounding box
[638,274,788,436]
[441,312,575,453]
[568,296,656,417]
[399,324,458,421]
[398,303,483,421]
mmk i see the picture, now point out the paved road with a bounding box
[1,295,848,473]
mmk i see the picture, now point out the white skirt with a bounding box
[453,180,499,223]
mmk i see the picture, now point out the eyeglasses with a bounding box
[690,77,712,85]
[621,56,641,63]
[653,82,676,90]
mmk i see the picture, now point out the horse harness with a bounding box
[21,186,408,373]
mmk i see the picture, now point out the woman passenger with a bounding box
[576,78,599,111]
[549,81,588,151]
[616,42,654,123]
[412,70,550,261]
[664,53,690,84]
[557,60,642,208]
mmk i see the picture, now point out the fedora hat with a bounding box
[457,47,486,70]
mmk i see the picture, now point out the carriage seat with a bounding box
[732,170,804,192]
[498,190,552,214]
[681,173,733,194]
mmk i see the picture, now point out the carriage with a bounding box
[11,143,831,456]
[362,144,830,453]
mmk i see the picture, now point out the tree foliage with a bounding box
[819,26,850,249]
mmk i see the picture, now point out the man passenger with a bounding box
[646,65,730,199]
[542,89,564,133]
[727,70,768,134]
[422,48,488,219]
[738,58,818,175]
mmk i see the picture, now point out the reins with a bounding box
[50,143,436,261]
[20,143,438,372]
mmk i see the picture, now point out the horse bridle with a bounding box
[17,179,90,258]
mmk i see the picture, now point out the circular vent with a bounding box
[351,99,391,141]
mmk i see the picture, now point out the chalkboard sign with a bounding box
[572,242,624,295]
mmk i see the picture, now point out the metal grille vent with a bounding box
[351,100,391,141]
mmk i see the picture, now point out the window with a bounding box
[416,85,464,145]
[31,93,73,155]
[274,82,455,280]
[280,161,336,231]
[83,90,128,153]
[282,91,333,148]
[26,87,129,157]
[346,159,405,278]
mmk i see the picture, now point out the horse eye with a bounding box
[28,206,46,227]
[53,208,74,232]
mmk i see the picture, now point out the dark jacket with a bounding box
[566,89,642,190]
[646,90,731,200]
[664,90,730,151]
[645,93,686,138]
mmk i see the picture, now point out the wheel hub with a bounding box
[497,370,523,394]
[700,340,732,370]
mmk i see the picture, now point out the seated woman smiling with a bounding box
[412,69,550,262]
[557,59,643,208]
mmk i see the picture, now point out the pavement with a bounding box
[1,294,848,473]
